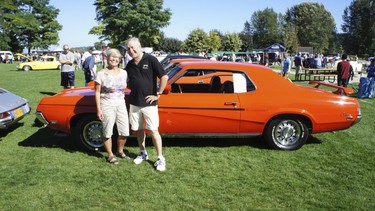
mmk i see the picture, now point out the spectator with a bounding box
[367,58,375,78]
[282,53,291,79]
[337,54,354,87]
[82,51,98,86]
[294,52,303,80]
[59,44,75,89]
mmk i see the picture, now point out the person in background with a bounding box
[125,37,168,171]
[74,50,82,70]
[337,54,354,87]
[294,52,303,80]
[366,58,375,78]
[263,54,269,67]
[95,48,129,165]
[59,44,75,89]
[282,53,291,79]
[81,47,94,67]
[82,51,98,86]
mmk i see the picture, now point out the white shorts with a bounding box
[129,104,159,131]
[101,101,129,138]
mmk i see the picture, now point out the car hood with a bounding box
[0,88,28,112]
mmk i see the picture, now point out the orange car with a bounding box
[35,61,361,151]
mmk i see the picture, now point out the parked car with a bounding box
[35,61,361,151]
[14,53,33,62]
[17,56,60,71]
[0,88,31,129]
[159,54,208,68]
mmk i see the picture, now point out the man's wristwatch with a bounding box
[156,92,162,96]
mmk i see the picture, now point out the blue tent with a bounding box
[264,43,285,52]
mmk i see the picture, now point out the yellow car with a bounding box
[17,56,60,71]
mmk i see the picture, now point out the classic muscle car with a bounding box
[35,61,361,151]
[17,56,61,71]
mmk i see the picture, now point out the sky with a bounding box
[49,0,353,49]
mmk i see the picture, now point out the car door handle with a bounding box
[224,102,238,107]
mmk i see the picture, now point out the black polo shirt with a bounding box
[126,53,166,106]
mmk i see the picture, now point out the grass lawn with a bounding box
[0,63,374,210]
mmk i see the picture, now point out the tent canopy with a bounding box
[264,43,285,52]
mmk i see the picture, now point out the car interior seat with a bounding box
[209,76,222,93]
[221,81,234,93]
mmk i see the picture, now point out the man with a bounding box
[282,53,291,79]
[294,52,303,80]
[337,54,354,87]
[82,51,98,86]
[125,37,168,171]
[59,44,75,89]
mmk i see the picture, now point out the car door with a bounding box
[158,70,241,134]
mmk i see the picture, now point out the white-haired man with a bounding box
[125,37,168,171]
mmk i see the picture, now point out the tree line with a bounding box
[1,0,374,57]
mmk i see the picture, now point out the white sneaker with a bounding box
[154,158,166,171]
[133,153,148,165]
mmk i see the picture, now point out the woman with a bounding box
[95,49,129,165]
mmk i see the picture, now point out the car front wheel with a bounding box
[23,65,31,71]
[74,115,104,151]
[264,117,309,150]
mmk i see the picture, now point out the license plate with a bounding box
[13,107,24,118]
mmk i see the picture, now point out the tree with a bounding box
[239,21,253,51]
[208,31,221,51]
[0,0,61,53]
[285,2,335,53]
[91,0,171,46]
[342,0,375,56]
[182,28,209,54]
[220,33,242,52]
[248,8,282,49]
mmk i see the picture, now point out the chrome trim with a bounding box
[35,111,49,127]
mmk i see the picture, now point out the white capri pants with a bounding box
[101,100,129,138]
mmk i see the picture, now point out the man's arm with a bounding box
[158,75,169,95]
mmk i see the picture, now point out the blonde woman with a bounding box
[95,49,129,165]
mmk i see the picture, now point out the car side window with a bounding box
[170,69,255,94]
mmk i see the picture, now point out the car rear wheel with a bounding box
[23,65,31,71]
[74,115,104,151]
[264,117,309,150]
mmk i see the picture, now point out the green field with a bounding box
[0,63,374,210]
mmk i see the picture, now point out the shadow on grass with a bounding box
[160,136,270,149]
[159,134,322,150]
[40,91,57,96]
[18,127,102,158]
[0,122,24,141]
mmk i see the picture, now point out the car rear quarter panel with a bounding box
[239,67,360,134]
[36,88,97,133]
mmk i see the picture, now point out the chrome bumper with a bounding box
[35,111,49,127]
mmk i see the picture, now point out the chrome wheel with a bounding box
[82,120,103,149]
[23,65,31,71]
[74,115,104,151]
[265,117,309,150]
[272,120,302,148]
